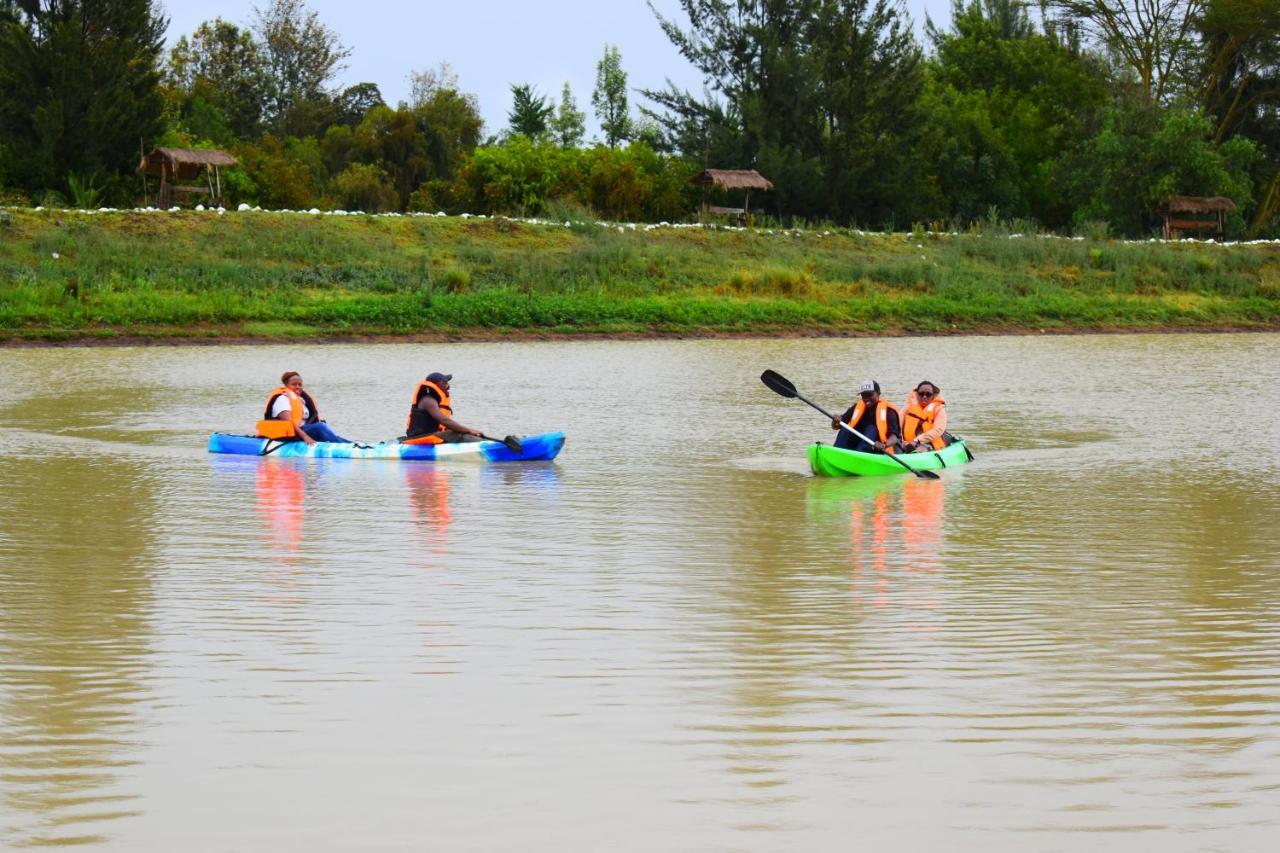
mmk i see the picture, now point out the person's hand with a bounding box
[301,435,317,446]
[831,418,841,430]
[469,427,484,437]
[873,440,886,451]
[902,440,918,452]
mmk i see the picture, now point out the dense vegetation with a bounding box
[0,208,1275,341]
[0,0,1277,239]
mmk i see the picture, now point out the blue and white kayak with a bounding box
[207,431,566,462]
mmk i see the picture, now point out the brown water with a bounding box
[0,335,1277,851]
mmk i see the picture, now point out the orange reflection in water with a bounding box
[844,476,949,629]
[255,460,306,574]
[404,464,452,566]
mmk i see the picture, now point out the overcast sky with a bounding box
[158,1,954,140]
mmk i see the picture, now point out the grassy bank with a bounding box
[1,208,1278,342]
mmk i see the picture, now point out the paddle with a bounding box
[479,433,524,453]
[760,369,941,480]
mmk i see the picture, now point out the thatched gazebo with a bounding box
[691,169,774,225]
[138,147,238,208]
[1163,196,1236,240]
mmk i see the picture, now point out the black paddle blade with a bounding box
[502,435,524,453]
[760,369,798,398]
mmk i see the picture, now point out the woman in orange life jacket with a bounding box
[900,381,949,453]
[402,372,486,445]
[256,371,354,445]
[831,379,902,454]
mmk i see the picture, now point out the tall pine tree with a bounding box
[0,0,167,201]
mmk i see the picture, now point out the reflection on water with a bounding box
[0,335,1278,851]
[404,464,451,564]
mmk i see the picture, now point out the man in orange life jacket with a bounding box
[403,372,486,445]
[832,379,902,454]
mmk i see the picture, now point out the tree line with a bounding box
[0,0,1276,237]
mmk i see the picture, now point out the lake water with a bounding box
[1,334,1278,851]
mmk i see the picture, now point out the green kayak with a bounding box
[808,440,972,477]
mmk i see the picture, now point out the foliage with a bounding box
[646,0,932,225]
[592,44,631,147]
[447,137,697,221]
[507,84,554,140]
[165,19,270,139]
[253,0,350,134]
[0,0,167,204]
[922,0,1108,227]
[550,82,586,148]
[234,133,321,209]
[1065,103,1257,236]
[331,162,397,212]
[1044,0,1204,104]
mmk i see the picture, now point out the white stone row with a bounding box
[2,204,1278,247]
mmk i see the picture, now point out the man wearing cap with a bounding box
[403,372,485,444]
[832,380,902,454]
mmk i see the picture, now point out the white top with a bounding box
[271,393,310,421]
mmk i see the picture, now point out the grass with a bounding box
[0,208,1277,342]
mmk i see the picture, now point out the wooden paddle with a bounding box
[760,369,941,480]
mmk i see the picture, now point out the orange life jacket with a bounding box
[406,380,452,438]
[847,399,901,454]
[903,396,947,450]
[255,387,318,440]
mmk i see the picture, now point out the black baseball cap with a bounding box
[426,372,453,384]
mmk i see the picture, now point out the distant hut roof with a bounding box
[138,147,237,179]
[691,169,774,191]
[1166,196,1236,213]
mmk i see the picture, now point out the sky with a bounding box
[158,0,954,140]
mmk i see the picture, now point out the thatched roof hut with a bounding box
[137,147,238,208]
[691,169,774,224]
[1163,196,1237,240]
[691,169,774,191]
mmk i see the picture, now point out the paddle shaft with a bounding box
[788,390,939,480]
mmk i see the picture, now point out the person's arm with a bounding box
[875,408,902,451]
[916,405,946,445]
[418,397,481,436]
[273,399,315,444]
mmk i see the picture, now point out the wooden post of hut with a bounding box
[137,147,238,208]
[1163,196,1237,241]
[690,169,775,227]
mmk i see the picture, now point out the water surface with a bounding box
[1,335,1278,851]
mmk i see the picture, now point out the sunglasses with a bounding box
[859,391,876,399]
[917,389,935,397]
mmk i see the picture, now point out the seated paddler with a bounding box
[831,379,902,454]
[255,371,354,445]
[901,381,952,453]
[403,372,485,444]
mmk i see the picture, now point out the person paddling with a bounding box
[256,371,354,445]
[832,379,902,454]
[901,381,950,452]
[403,372,485,444]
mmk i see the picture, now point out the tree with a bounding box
[166,19,270,139]
[507,83,553,139]
[923,0,1108,225]
[408,62,458,109]
[334,82,384,126]
[1196,0,1280,235]
[592,44,631,146]
[253,0,350,133]
[550,82,586,148]
[645,0,933,224]
[1045,0,1205,103]
[0,0,168,201]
